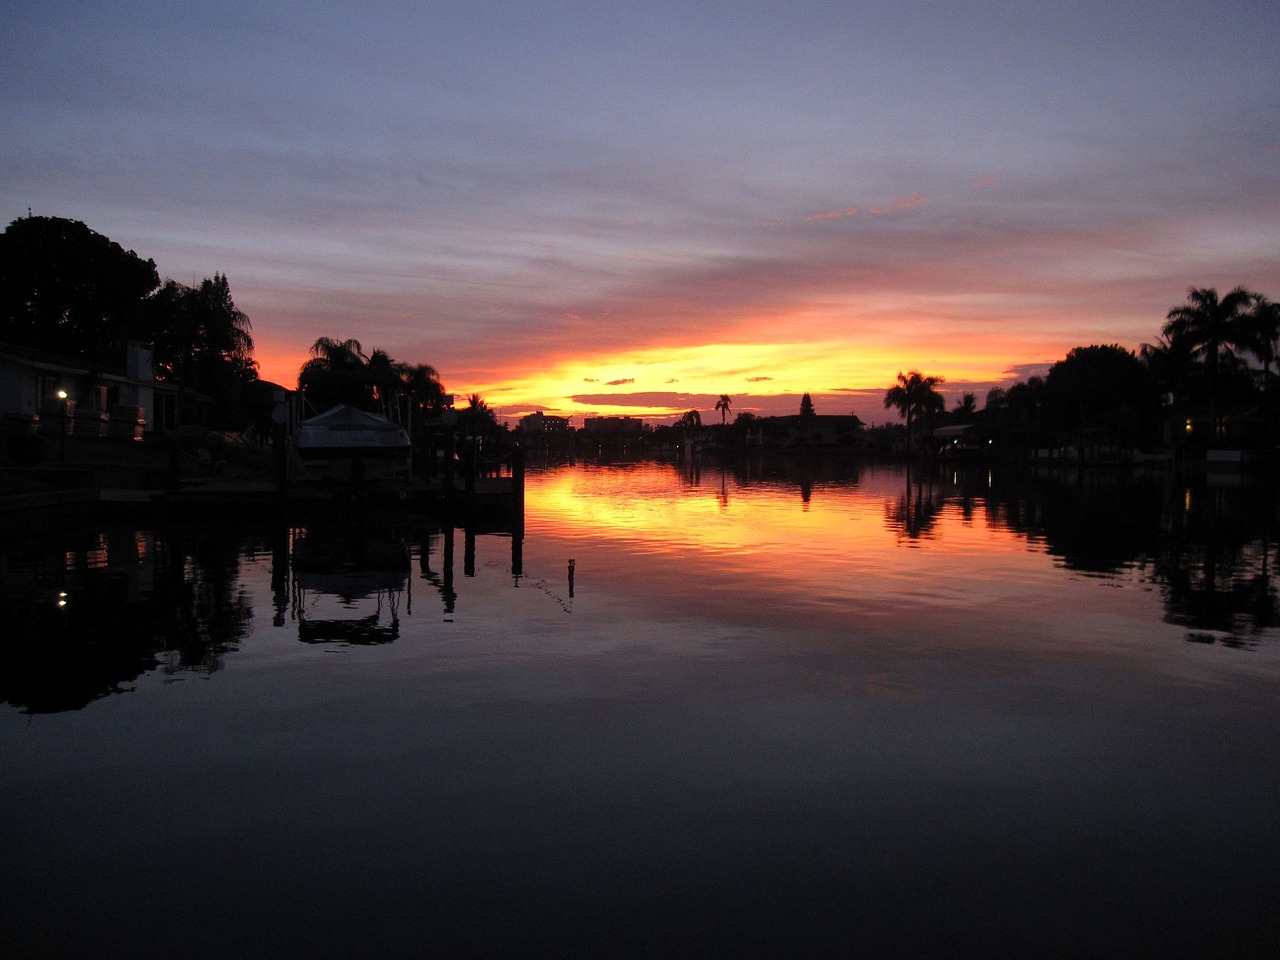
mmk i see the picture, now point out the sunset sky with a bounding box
[4,0,1278,424]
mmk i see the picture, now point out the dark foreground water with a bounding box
[3,460,1279,958]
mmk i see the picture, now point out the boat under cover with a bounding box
[295,405,410,481]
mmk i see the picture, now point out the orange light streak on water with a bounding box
[526,462,1057,620]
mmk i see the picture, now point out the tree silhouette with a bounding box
[884,371,945,452]
[799,393,815,417]
[0,215,159,359]
[1247,296,1280,447]
[1045,345,1156,447]
[715,394,732,425]
[679,409,702,430]
[141,274,257,424]
[458,393,497,442]
[952,392,977,420]
[1244,296,1280,386]
[298,337,372,411]
[1141,333,1196,404]
[403,363,446,415]
[1005,375,1047,440]
[1163,286,1258,432]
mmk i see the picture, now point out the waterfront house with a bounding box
[0,340,171,441]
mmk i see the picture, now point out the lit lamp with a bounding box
[56,389,68,463]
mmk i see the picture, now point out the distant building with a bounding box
[520,411,572,434]
[583,416,644,437]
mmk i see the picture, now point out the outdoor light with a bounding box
[56,389,69,462]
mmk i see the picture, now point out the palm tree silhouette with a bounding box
[715,394,732,425]
[1163,287,1258,435]
[884,371,945,453]
[298,337,370,411]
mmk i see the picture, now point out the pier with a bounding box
[0,432,525,531]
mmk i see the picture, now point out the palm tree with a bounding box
[884,371,945,452]
[952,392,977,420]
[715,394,732,425]
[463,393,496,430]
[1245,296,1280,384]
[1247,296,1280,446]
[458,393,498,448]
[298,337,370,411]
[679,409,702,431]
[403,363,445,411]
[1163,286,1258,432]
[367,349,407,417]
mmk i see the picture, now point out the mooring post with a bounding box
[511,446,525,519]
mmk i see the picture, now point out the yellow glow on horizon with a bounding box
[253,327,1056,421]
[457,338,1027,419]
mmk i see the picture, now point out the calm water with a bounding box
[3,459,1279,958]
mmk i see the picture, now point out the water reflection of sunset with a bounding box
[527,462,1055,614]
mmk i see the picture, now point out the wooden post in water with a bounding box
[511,446,525,579]
[511,446,525,521]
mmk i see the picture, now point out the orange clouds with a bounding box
[801,191,928,223]
[868,192,926,215]
[804,207,859,221]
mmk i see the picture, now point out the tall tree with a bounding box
[1244,295,1280,385]
[403,363,446,415]
[715,394,732,425]
[0,215,159,359]
[1246,296,1280,446]
[143,275,255,387]
[367,349,407,417]
[164,274,257,426]
[799,393,815,417]
[1046,345,1157,446]
[1162,286,1258,428]
[1006,376,1047,439]
[297,337,372,411]
[884,371,945,451]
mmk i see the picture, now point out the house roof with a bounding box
[0,342,92,377]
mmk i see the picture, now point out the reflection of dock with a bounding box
[289,527,411,645]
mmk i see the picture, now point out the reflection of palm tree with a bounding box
[715,394,732,425]
[884,371,945,452]
[886,467,942,539]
